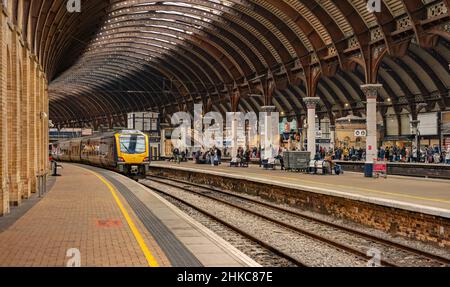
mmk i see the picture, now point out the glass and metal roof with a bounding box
[11,0,450,126]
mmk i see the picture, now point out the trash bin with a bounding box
[334,164,343,175]
[364,163,373,177]
[51,161,58,176]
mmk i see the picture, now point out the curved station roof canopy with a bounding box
[15,0,450,127]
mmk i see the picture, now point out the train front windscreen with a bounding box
[119,134,146,154]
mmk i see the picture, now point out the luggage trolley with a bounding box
[373,160,387,178]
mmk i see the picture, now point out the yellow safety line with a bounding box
[84,168,159,267]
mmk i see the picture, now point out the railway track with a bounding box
[140,180,308,267]
[142,175,450,267]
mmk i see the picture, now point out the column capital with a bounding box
[360,84,383,99]
[303,97,321,109]
[261,106,276,113]
[410,120,420,127]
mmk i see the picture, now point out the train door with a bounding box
[100,136,115,168]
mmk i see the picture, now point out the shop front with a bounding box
[381,135,414,149]
[335,115,370,149]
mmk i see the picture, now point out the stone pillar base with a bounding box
[29,175,38,194]
[21,179,31,199]
[8,179,23,206]
[0,182,10,216]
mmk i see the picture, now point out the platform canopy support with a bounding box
[361,84,382,176]
[329,125,336,151]
[304,97,321,160]
[260,106,277,161]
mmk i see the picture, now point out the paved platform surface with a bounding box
[151,162,450,218]
[0,164,257,267]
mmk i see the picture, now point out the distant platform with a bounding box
[335,161,450,180]
[0,164,258,267]
[150,161,450,218]
[161,157,450,179]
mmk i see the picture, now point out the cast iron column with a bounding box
[330,125,336,151]
[261,106,277,160]
[361,84,382,177]
[304,97,320,160]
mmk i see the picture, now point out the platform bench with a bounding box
[230,161,249,167]
[263,163,275,170]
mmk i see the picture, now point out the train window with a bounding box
[119,135,146,154]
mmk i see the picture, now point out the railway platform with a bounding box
[149,161,450,248]
[151,161,450,214]
[0,164,258,267]
[152,161,450,214]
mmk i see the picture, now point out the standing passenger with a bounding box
[210,147,216,166]
[216,148,222,164]
[412,146,417,163]
[172,147,180,164]
[446,146,450,164]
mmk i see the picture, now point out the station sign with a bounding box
[410,112,438,136]
[442,111,450,135]
[127,112,159,132]
[81,128,93,136]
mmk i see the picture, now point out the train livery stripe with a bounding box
[83,167,160,267]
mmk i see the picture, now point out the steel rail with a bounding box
[140,180,309,267]
[149,175,450,267]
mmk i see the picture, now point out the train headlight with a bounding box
[118,157,125,162]
[143,157,149,162]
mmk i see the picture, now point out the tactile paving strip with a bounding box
[94,169,203,267]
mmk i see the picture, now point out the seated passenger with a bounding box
[324,155,334,174]
[209,148,216,166]
[193,150,201,163]
[172,147,180,164]
[275,147,285,170]
[242,147,251,166]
